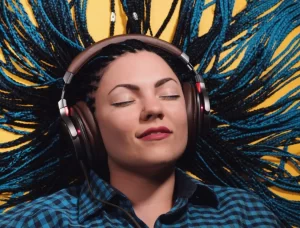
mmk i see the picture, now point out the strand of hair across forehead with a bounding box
[0,0,299,227]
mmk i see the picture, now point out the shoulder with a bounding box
[191,178,283,227]
[0,185,79,228]
[209,184,271,212]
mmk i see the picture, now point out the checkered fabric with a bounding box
[0,168,282,227]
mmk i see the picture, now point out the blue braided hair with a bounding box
[0,0,299,227]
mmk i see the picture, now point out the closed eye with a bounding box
[111,95,180,107]
[111,100,135,107]
[160,95,180,100]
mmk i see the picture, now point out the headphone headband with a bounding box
[63,34,196,85]
[67,34,183,75]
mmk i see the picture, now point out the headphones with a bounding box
[58,34,210,169]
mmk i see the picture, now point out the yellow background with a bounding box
[0,0,299,201]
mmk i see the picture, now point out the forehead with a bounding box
[98,51,180,89]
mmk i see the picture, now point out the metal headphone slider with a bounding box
[63,72,74,84]
[58,99,78,138]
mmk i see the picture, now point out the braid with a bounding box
[110,0,116,36]
[155,0,179,38]
[143,0,153,36]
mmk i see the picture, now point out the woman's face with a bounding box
[94,51,188,173]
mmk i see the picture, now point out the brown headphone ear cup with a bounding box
[182,82,199,153]
[69,106,91,161]
[72,101,107,164]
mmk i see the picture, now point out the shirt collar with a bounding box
[174,167,219,208]
[78,167,219,223]
[78,169,117,223]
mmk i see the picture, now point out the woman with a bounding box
[0,36,282,228]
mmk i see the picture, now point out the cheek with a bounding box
[165,99,188,144]
[175,101,188,141]
[169,99,188,126]
[95,108,138,151]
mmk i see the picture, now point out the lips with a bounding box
[137,126,172,139]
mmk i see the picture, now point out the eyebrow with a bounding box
[108,77,178,95]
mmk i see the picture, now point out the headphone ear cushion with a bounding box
[182,82,200,153]
[69,106,91,161]
[59,115,83,160]
[72,101,107,163]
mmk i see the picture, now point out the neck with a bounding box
[108,159,176,227]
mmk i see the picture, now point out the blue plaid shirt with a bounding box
[0,168,282,227]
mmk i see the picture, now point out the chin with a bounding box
[141,148,183,165]
[132,160,177,175]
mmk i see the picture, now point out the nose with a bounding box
[140,96,164,121]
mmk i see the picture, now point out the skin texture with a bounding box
[93,51,188,227]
